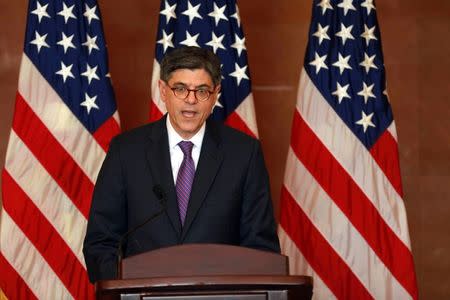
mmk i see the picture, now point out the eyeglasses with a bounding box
[169,85,214,102]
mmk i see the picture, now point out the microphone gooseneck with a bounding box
[116,184,167,279]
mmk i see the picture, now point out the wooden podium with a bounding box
[96,244,312,300]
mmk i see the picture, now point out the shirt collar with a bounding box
[166,116,205,150]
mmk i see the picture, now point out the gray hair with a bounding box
[160,46,222,87]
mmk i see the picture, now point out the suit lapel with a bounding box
[145,116,182,238]
[181,121,224,241]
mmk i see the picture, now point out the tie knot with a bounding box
[178,141,194,156]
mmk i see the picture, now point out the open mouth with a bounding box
[181,110,197,118]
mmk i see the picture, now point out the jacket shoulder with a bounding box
[209,120,259,148]
[112,119,164,145]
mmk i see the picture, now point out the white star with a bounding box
[317,0,333,15]
[312,23,330,45]
[361,25,378,46]
[214,98,224,109]
[208,3,228,26]
[206,32,226,53]
[332,82,351,104]
[160,1,177,24]
[335,23,354,45]
[220,64,225,79]
[332,53,352,74]
[358,82,376,104]
[230,4,241,27]
[231,34,246,56]
[157,30,174,52]
[57,32,76,54]
[182,1,202,25]
[30,31,50,53]
[81,64,100,84]
[361,0,376,15]
[383,88,390,102]
[360,53,378,73]
[80,93,99,114]
[356,111,376,132]
[229,63,249,86]
[83,4,99,25]
[31,1,50,23]
[180,31,200,47]
[337,0,356,16]
[55,62,75,83]
[58,2,76,24]
[309,52,328,74]
[82,34,99,54]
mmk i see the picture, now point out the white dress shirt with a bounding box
[166,117,205,184]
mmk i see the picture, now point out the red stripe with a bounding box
[12,92,93,218]
[0,251,37,300]
[369,130,403,197]
[279,187,373,299]
[149,100,163,122]
[2,170,95,300]
[290,110,418,299]
[225,111,256,138]
[93,116,120,152]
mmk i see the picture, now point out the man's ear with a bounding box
[158,79,167,102]
[214,84,221,94]
[212,84,222,111]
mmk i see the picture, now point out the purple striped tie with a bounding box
[176,141,195,226]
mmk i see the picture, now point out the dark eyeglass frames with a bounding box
[168,85,214,102]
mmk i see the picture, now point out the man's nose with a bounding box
[185,90,198,104]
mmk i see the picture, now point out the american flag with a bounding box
[149,0,258,138]
[0,0,120,299]
[278,0,418,299]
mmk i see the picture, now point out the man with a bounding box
[83,46,280,283]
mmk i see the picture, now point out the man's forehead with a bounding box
[167,68,213,86]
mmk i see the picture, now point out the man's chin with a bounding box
[178,123,201,137]
[181,127,198,134]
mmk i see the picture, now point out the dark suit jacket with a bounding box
[83,116,280,283]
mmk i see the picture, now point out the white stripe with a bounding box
[284,148,411,300]
[150,60,167,114]
[112,111,121,127]
[278,226,336,300]
[17,54,106,183]
[0,210,74,300]
[297,68,411,248]
[387,121,398,142]
[234,93,259,137]
[4,130,88,267]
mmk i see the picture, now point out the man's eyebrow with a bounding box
[170,81,187,86]
[170,82,212,89]
[195,84,212,89]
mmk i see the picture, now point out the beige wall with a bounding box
[1,1,449,298]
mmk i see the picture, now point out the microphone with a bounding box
[116,184,167,278]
